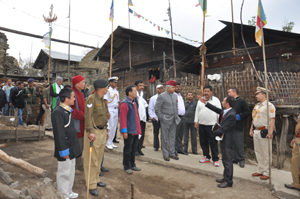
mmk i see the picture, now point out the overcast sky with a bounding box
[0,0,299,63]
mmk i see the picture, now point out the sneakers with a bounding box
[106,144,113,150]
[131,166,141,171]
[112,143,118,148]
[199,156,211,163]
[213,161,220,167]
[69,192,79,198]
[125,169,133,174]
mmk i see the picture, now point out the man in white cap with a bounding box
[104,77,120,150]
[148,85,164,151]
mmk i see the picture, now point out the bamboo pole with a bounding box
[231,0,236,55]
[128,4,132,71]
[259,0,272,190]
[67,0,71,85]
[168,0,176,79]
[109,21,114,78]
[47,25,51,84]
[200,12,206,96]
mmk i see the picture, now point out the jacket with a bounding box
[11,87,26,108]
[0,89,7,109]
[232,96,250,131]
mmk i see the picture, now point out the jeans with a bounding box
[16,108,24,126]
[4,104,13,116]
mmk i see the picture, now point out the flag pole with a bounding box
[110,21,113,78]
[48,24,52,84]
[168,0,176,79]
[200,12,206,97]
[67,0,71,85]
[259,0,272,191]
[128,3,132,71]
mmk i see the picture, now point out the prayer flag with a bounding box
[134,12,137,17]
[42,27,52,49]
[19,53,23,66]
[128,0,134,6]
[109,0,114,22]
[198,0,207,14]
[129,8,133,13]
[255,0,267,46]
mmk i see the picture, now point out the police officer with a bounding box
[284,115,300,192]
[83,79,109,197]
[104,77,120,150]
[249,87,275,181]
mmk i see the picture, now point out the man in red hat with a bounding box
[71,75,86,173]
[155,80,181,161]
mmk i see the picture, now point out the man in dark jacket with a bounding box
[199,96,236,188]
[0,85,7,113]
[23,78,39,125]
[120,85,142,174]
[10,82,26,125]
[52,88,81,199]
[228,88,250,168]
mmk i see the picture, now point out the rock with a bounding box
[53,182,57,189]
[43,177,53,187]
[9,181,19,189]
[28,188,41,199]
[36,182,43,187]
[20,196,32,199]
[21,187,29,196]
[13,189,22,195]
[0,182,20,199]
[20,174,23,177]
[5,172,13,176]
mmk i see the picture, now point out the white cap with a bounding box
[156,84,163,89]
[108,77,119,82]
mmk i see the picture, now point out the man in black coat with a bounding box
[199,96,236,188]
[0,86,7,113]
[52,88,81,199]
[228,88,250,168]
[10,82,26,126]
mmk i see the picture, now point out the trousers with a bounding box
[83,129,106,189]
[106,108,118,146]
[26,104,37,124]
[137,121,146,151]
[183,122,197,153]
[175,118,184,152]
[123,134,138,170]
[152,120,160,149]
[221,143,234,184]
[232,128,245,163]
[253,130,272,176]
[161,120,176,157]
[57,158,76,199]
[291,137,300,189]
[199,125,219,161]
[75,137,84,171]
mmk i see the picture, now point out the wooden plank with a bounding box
[0,167,13,185]
[0,116,19,127]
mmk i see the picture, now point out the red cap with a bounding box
[72,75,84,85]
[166,80,177,87]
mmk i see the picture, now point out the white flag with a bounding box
[43,32,50,49]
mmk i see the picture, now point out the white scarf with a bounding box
[137,91,148,122]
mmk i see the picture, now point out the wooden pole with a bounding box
[163,52,166,81]
[67,0,71,85]
[168,0,176,79]
[259,0,271,190]
[231,0,236,55]
[200,12,206,97]
[109,21,114,78]
[47,25,52,83]
[131,182,134,199]
[128,4,132,71]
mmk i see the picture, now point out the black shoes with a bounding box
[154,148,158,151]
[99,172,103,176]
[97,182,106,187]
[138,150,144,156]
[113,139,119,143]
[216,178,226,183]
[233,160,238,164]
[135,152,141,156]
[89,189,98,196]
[101,167,109,172]
[142,145,145,148]
[178,151,188,155]
[239,161,245,168]
[217,181,232,188]
[285,184,300,191]
[170,155,179,160]
[164,156,170,161]
[193,152,198,155]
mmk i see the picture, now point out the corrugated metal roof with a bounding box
[42,49,83,62]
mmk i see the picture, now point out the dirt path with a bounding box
[0,139,277,199]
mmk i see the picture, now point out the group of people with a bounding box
[1,75,300,197]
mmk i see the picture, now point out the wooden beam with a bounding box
[0,26,97,49]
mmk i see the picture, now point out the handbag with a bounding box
[260,129,277,139]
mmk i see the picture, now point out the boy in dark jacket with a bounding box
[52,88,81,199]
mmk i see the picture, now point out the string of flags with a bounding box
[128,8,201,44]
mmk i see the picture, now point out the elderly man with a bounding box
[52,88,81,199]
[23,78,39,125]
[228,88,250,168]
[2,78,13,116]
[250,87,275,180]
[84,79,108,197]
[119,85,142,174]
[71,75,86,173]
[50,76,64,111]
[104,77,120,150]
[155,80,181,161]
[135,80,148,156]
[195,85,221,167]
[148,85,164,151]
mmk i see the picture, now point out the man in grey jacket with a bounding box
[155,80,181,161]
